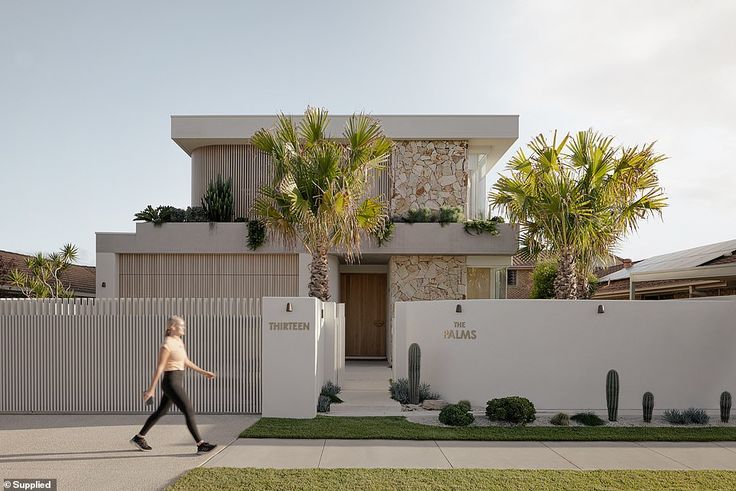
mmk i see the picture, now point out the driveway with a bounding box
[0,414,258,491]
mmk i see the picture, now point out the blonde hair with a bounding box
[165,315,185,336]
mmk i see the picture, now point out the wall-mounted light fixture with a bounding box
[286,302,293,312]
[597,304,605,314]
[101,282,106,288]
[456,304,463,313]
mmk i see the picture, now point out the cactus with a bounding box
[642,392,654,423]
[721,391,732,423]
[408,343,421,404]
[606,369,619,421]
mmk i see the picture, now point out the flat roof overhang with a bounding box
[171,114,519,156]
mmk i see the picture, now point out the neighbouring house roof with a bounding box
[599,239,736,282]
[594,278,726,297]
[0,250,96,297]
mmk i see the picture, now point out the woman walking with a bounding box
[130,315,217,454]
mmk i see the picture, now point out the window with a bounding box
[507,269,517,286]
[467,267,508,299]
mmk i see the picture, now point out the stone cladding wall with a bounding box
[390,140,468,216]
[389,255,467,302]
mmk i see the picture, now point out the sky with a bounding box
[1,0,734,266]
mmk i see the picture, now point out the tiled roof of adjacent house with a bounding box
[600,239,736,282]
[0,250,96,296]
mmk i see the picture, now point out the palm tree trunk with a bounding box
[554,249,578,299]
[576,273,590,299]
[308,247,330,301]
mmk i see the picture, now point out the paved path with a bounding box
[329,361,402,416]
[206,439,736,470]
[0,414,258,491]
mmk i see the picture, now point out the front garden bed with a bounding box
[241,416,736,441]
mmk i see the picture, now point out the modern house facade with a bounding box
[96,115,519,361]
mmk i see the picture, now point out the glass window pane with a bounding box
[467,267,491,299]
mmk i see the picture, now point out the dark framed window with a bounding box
[507,269,517,286]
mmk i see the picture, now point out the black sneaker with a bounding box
[130,435,152,451]
[196,442,217,455]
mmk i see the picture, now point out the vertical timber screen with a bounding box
[0,298,262,414]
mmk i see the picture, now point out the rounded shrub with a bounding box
[439,404,474,426]
[486,396,536,425]
[457,400,472,412]
[550,412,570,426]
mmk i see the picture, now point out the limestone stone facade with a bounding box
[389,255,467,302]
[390,140,468,216]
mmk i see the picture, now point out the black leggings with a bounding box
[139,370,201,443]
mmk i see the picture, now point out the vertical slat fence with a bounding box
[0,298,261,414]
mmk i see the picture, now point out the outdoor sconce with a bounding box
[101,282,106,288]
[597,304,605,314]
[456,304,463,313]
[286,302,293,312]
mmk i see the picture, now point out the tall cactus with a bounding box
[642,392,654,423]
[721,391,732,423]
[408,343,421,404]
[606,369,619,422]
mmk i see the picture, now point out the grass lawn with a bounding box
[240,416,736,441]
[170,468,736,490]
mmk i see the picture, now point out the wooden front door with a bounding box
[340,273,387,358]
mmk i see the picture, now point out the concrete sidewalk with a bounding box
[206,439,736,470]
[0,414,258,491]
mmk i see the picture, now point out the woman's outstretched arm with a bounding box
[185,357,216,379]
[143,347,170,400]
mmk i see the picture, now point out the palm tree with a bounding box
[490,130,667,299]
[252,108,392,301]
[8,243,79,298]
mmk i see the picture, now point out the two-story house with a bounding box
[96,115,519,362]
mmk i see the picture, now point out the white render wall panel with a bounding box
[393,299,736,411]
[0,298,262,414]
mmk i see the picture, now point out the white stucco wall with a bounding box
[262,297,322,418]
[393,299,736,411]
[94,252,118,298]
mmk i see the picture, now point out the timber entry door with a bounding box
[340,273,387,358]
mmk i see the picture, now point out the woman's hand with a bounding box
[203,371,216,380]
[143,389,154,401]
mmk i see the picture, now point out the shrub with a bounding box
[159,206,185,223]
[373,220,395,246]
[438,206,463,225]
[550,412,570,426]
[201,175,234,222]
[570,412,606,426]
[457,400,472,412]
[320,380,342,404]
[389,378,439,404]
[185,206,208,222]
[530,260,558,299]
[404,208,434,223]
[247,220,267,250]
[439,404,474,426]
[463,218,500,236]
[134,205,163,224]
[317,395,331,413]
[235,216,247,222]
[486,396,536,425]
[663,408,710,425]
